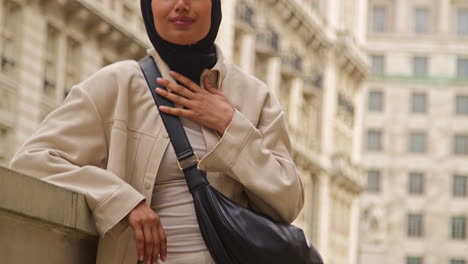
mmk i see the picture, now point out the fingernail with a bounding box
[139,256,143,261]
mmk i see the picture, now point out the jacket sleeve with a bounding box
[198,92,304,223]
[9,85,145,238]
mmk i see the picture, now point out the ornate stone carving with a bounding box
[361,202,387,245]
[0,86,12,113]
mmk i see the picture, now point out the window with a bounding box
[453,175,467,197]
[458,9,468,36]
[372,6,388,33]
[456,95,468,115]
[451,259,466,264]
[0,1,21,76]
[413,57,428,77]
[409,172,424,194]
[412,93,427,113]
[368,91,384,112]
[454,135,468,155]
[367,170,381,192]
[367,130,383,151]
[457,58,468,78]
[407,256,423,264]
[44,25,59,98]
[408,213,423,237]
[409,132,427,153]
[414,8,430,33]
[64,38,82,98]
[452,216,466,240]
[371,55,385,75]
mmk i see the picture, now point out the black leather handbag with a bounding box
[139,56,324,264]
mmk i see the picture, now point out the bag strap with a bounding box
[138,56,208,192]
[140,56,233,264]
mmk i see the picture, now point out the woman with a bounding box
[9,0,304,263]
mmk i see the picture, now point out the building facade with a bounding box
[361,0,468,264]
[0,0,368,263]
[0,0,149,165]
[220,1,368,263]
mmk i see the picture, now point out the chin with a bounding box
[164,32,205,46]
[169,38,200,46]
[175,40,197,45]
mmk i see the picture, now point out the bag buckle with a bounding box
[177,153,200,171]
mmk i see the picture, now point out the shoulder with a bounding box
[101,60,142,75]
[78,60,142,95]
[220,62,283,126]
[69,60,147,120]
[221,62,274,104]
[223,62,270,94]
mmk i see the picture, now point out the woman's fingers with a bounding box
[158,224,168,262]
[150,226,160,264]
[156,78,195,98]
[132,225,145,263]
[143,224,154,264]
[159,105,193,118]
[169,71,202,92]
[149,223,163,263]
[155,88,194,108]
[154,72,234,134]
[203,77,221,95]
[126,202,165,264]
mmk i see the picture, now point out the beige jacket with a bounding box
[9,47,304,264]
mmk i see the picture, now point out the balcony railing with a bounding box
[43,0,150,50]
[338,94,355,117]
[236,2,256,28]
[256,30,280,53]
[336,30,369,81]
[304,73,323,91]
[281,54,303,74]
[331,153,365,194]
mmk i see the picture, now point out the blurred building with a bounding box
[218,1,368,264]
[0,0,149,164]
[0,0,368,263]
[360,0,468,264]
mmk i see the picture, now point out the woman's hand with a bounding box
[156,71,235,135]
[126,201,167,264]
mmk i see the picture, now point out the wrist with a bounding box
[217,108,235,135]
[216,122,228,136]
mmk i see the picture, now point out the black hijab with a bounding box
[141,0,222,84]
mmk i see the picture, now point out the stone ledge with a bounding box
[0,166,98,236]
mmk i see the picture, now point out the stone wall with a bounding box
[0,166,98,263]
